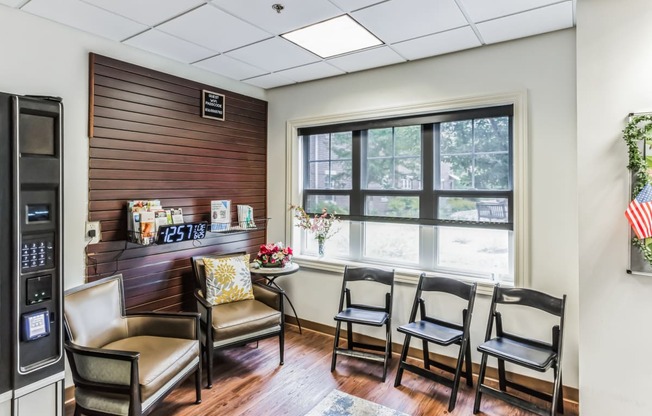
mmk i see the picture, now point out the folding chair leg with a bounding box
[498,359,507,391]
[473,353,489,414]
[447,339,468,412]
[553,365,564,416]
[331,321,342,372]
[464,338,474,387]
[346,322,353,350]
[422,340,430,370]
[394,334,411,387]
[382,322,391,382]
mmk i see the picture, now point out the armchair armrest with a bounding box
[64,342,139,392]
[126,312,200,340]
[253,282,284,312]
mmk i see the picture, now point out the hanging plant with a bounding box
[624,114,652,265]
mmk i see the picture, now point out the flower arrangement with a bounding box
[254,242,293,268]
[290,205,340,256]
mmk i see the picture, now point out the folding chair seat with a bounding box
[394,274,477,411]
[331,266,395,381]
[473,287,567,416]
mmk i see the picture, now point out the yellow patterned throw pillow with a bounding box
[203,254,254,305]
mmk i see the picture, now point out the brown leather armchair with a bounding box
[63,274,202,416]
[191,253,284,388]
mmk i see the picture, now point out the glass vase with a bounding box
[317,237,325,257]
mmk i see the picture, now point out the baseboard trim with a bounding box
[65,385,74,404]
[285,315,579,404]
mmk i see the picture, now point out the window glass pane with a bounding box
[367,128,392,157]
[474,117,509,152]
[441,120,473,154]
[395,126,421,156]
[364,222,419,263]
[440,155,473,189]
[331,132,352,159]
[308,133,330,161]
[366,126,422,190]
[438,197,508,223]
[306,220,350,256]
[437,226,511,278]
[396,158,421,189]
[474,154,509,189]
[305,195,350,215]
[365,196,419,218]
[308,161,329,189]
[306,133,352,190]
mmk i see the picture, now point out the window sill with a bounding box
[292,255,501,296]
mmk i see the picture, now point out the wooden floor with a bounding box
[66,325,579,416]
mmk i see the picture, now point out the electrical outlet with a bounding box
[85,221,101,245]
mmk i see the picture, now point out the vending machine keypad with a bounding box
[21,240,54,271]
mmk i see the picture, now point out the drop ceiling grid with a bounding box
[8,0,576,89]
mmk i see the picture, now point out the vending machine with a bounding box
[0,93,64,416]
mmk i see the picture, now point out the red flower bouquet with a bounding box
[254,242,293,268]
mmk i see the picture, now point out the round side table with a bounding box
[251,263,303,334]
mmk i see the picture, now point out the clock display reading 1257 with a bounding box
[157,222,208,244]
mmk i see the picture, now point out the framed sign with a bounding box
[202,90,225,121]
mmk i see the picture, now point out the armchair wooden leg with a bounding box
[74,406,81,416]
[206,346,213,389]
[195,366,202,404]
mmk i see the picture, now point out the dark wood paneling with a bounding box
[87,53,267,311]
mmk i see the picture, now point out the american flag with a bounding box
[625,183,652,239]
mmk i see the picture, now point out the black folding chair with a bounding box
[394,274,477,411]
[331,266,395,381]
[473,287,566,416]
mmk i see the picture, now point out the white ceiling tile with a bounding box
[22,0,147,41]
[193,55,268,80]
[0,0,24,7]
[81,0,205,26]
[476,2,573,45]
[328,0,386,13]
[243,73,295,89]
[327,46,405,73]
[212,0,341,34]
[458,0,563,23]
[392,26,481,60]
[276,62,344,83]
[157,4,271,53]
[352,0,468,44]
[226,37,320,72]
[124,29,214,63]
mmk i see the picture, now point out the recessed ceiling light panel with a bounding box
[282,15,382,58]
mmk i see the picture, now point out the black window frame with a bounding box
[299,104,514,231]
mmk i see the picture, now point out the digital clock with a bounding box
[157,222,208,244]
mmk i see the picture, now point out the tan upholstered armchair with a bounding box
[63,274,202,416]
[191,252,285,388]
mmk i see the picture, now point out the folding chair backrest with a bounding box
[420,273,476,301]
[494,287,565,317]
[343,266,394,286]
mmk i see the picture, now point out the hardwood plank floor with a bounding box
[66,325,579,416]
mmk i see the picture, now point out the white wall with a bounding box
[0,5,265,291]
[267,29,580,387]
[577,0,652,413]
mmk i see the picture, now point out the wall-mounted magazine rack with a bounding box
[209,218,267,234]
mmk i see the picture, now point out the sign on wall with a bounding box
[202,90,225,121]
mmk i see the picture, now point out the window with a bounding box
[295,104,517,285]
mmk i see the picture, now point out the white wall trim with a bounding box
[285,90,529,288]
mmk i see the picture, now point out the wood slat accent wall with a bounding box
[87,53,267,312]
